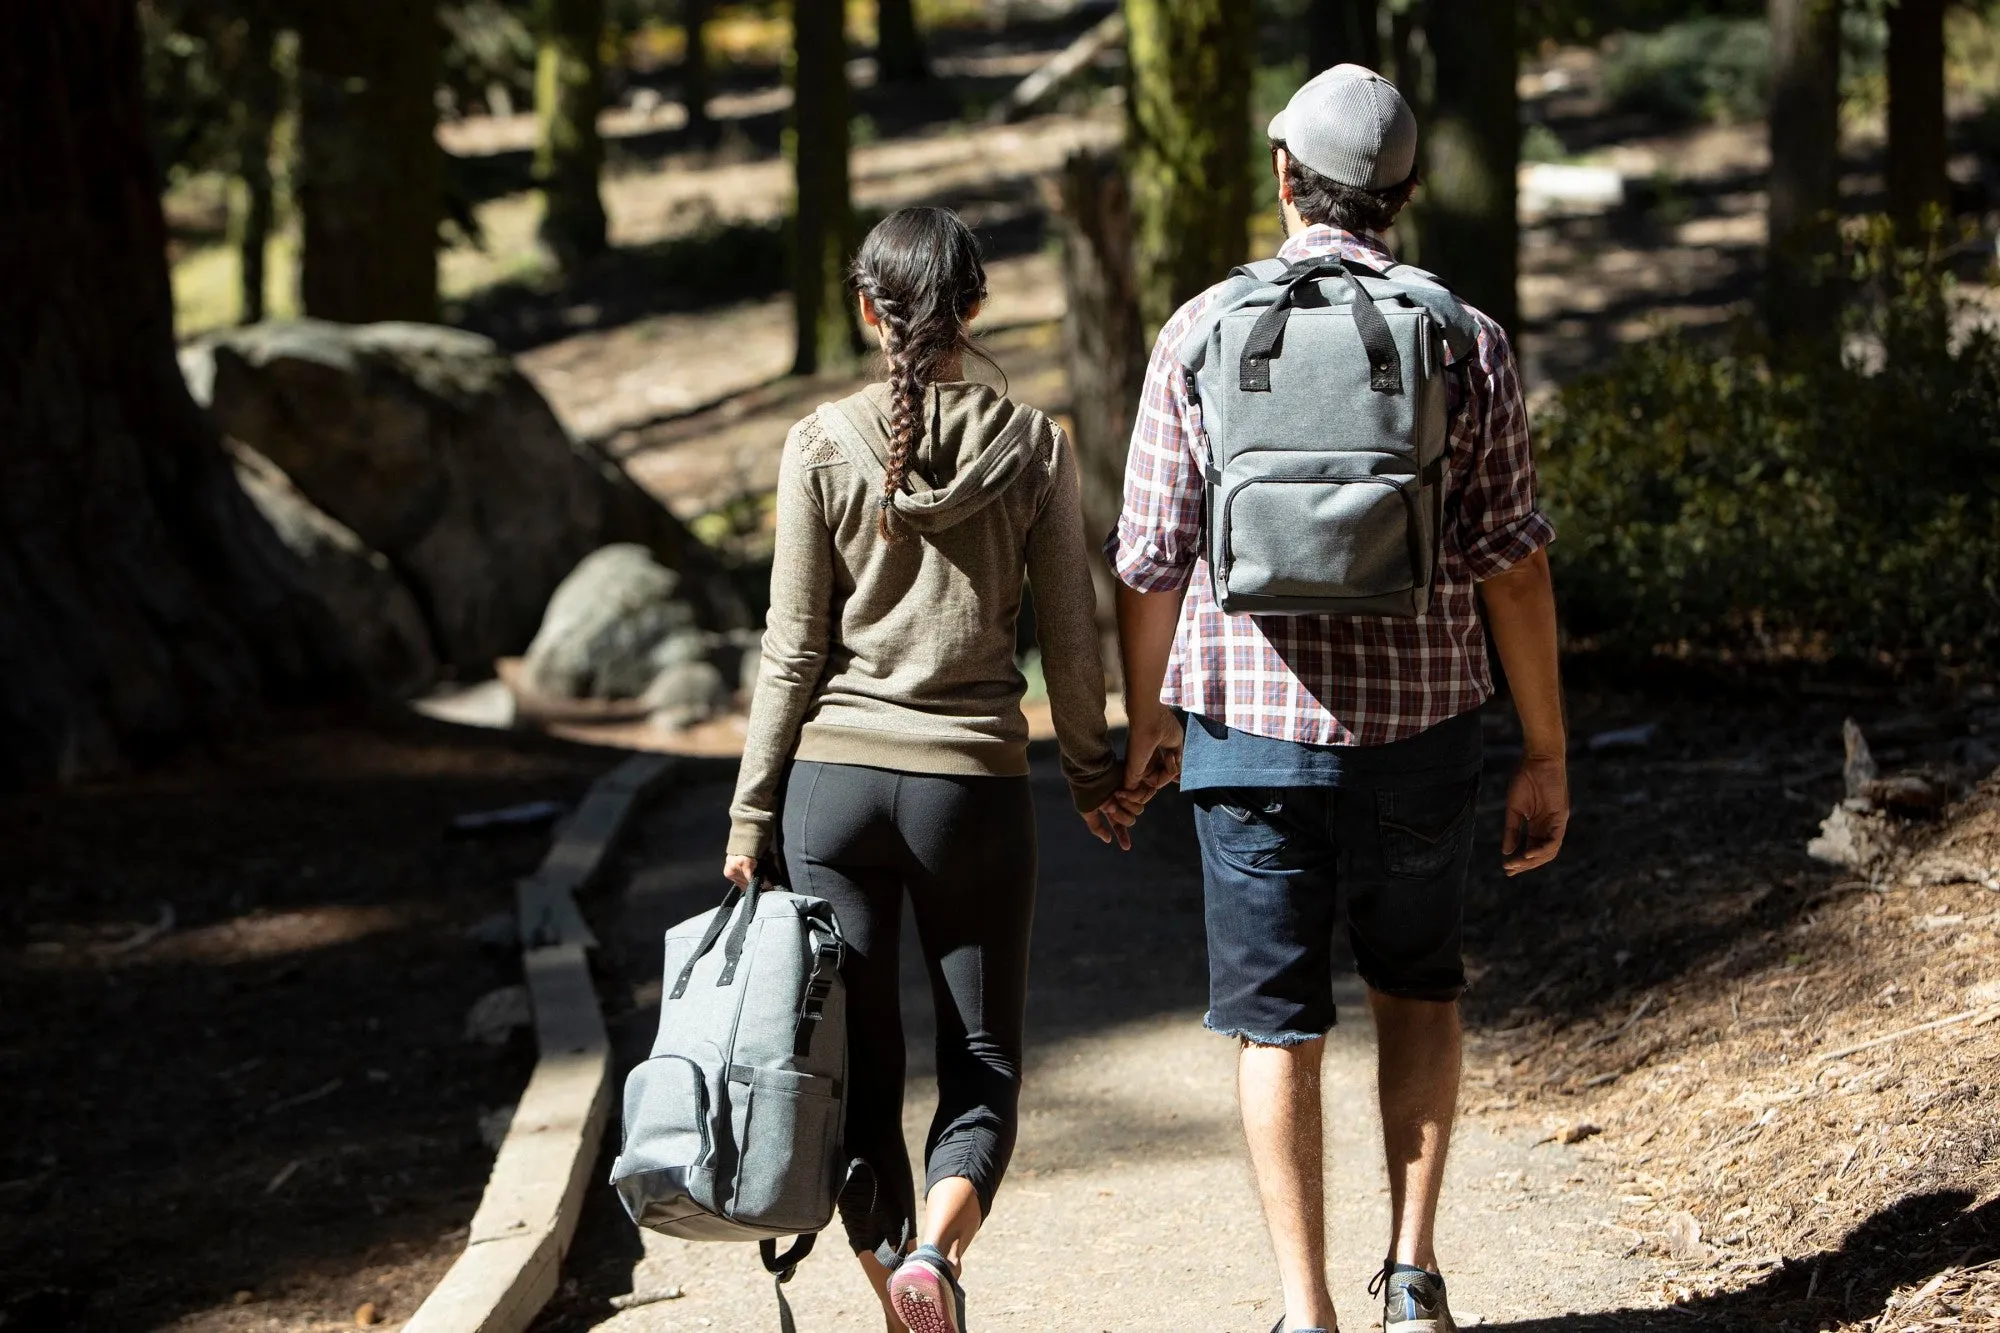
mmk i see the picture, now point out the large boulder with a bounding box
[182,320,741,676]
[229,443,438,697]
[520,544,703,699]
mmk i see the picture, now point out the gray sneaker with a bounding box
[1373,1263,1455,1333]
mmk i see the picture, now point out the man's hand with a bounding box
[1501,754,1569,875]
[1124,707,1185,793]
[722,854,758,889]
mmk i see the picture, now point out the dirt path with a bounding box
[541,753,1661,1332]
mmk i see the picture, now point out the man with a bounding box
[1108,66,1569,1333]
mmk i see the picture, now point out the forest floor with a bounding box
[0,716,617,1333]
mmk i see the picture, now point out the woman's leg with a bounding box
[782,763,916,1330]
[896,773,1038,1272]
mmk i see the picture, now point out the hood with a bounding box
[823,382,1041,535]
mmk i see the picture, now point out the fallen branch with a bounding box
[987,12,1124,124]
[1813,1005,2000,1064]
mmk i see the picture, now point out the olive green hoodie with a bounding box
[727,381,1120,859]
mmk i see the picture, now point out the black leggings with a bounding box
[780,760,1036,1258]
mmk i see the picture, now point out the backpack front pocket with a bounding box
[724,1065,842,1232]
[1222,473,1419,602]
[612,1053,724,1228]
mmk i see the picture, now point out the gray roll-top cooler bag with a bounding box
[611,881,847,1322]
[1178,255,1480,618]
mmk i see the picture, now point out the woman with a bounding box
[723,207,1138,1333]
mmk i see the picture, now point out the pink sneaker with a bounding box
[887,1245,967,1333]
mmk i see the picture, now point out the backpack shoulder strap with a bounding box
[1379,263,1481,362]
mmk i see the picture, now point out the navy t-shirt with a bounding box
[1179,708,1484,793]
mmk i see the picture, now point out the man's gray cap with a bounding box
[1267,64,1418,191]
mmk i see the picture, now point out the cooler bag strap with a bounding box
[793,931,846,1057]
[668,883,744,999]
[717,875,766,986]
[1240,258,1402,396]
[761,1235,818,1333]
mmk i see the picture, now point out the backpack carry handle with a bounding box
[716,874,764,985]
[1239,258,1403,397]
[668,881,750,1000]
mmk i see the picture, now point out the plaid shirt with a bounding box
[1105,225,1554,747]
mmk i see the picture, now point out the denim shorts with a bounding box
[1193,775,1479,1044]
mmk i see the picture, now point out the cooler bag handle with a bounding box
[667,882,746,1000]
[1239,257,1402,397]
[717,875,766,985]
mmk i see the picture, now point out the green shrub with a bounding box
[1540,224,2000,676]
[1601,17,1771,125]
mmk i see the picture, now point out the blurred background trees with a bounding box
[533,0,610,270]
[788,0,861,374]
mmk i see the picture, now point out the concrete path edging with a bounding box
[404,752,675,1333]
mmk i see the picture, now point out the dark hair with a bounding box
[850,207,993,540]
[1272,141,1417,235]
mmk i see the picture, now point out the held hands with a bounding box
[1502,752,1570,876]
[722,854,758,889]
[1082,709,1186,850]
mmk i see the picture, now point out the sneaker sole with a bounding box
[1385,1320,1452,1333]
[888,1264,962,1333]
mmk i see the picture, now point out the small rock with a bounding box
[477,1104,517,1150]
[1806,804,1890,868]
[1842,718,1879,799]
[464,985,531,1046]
[232,1290,255,1306]
[522,545,697,700]
[647,660,733,731]
[1560,1121,1603,1145]
[1664,1210,1711,1263]
[355,1300,383,1326]
[1967,979,2000,1008]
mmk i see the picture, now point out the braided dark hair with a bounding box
[851,207,992,540]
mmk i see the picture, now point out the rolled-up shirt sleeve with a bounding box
[1104,300,1212,593]
[1449,315,1556,582]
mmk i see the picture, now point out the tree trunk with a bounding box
[235,7,281,325]
[878,0,930,84]
[790,0,860,376]
[296,0,442,322]
[1124,0,1256,339]
[1887,0,1948,241]
[0,1,349,785]
[1766,0,1843,342]
[683,0,716,148]
[1307,0,1381,76]
[1048,150,1146,670]
[535,0,610,269]
[1411,0,1518,332]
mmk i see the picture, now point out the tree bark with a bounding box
[1887,0,1948,241]
[1124,0,1256,339]
[1307,0,1381,76]
[0,1,349,785]
[296,0,442,322]
[878,0,930,84]
[683,0,716,148]
[790,0,860,375]
[535,0,610,269]
[1767,0,1843,342]
[1411,0,1518,333]
[235,6,281,324]
[1048,150,1146,666]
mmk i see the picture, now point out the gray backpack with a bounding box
[611,881,847,1321]
[1177,255,1479,617]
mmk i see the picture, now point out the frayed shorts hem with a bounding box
[1203,1013,1333,1047]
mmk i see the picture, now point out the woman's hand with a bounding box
[723,855,758,889]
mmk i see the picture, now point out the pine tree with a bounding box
[1307,0,1381,76]
[878,0,930,84]
[0,0,348,783]
[534,0,610,269]
[790,0,861,374]
[1766,0,1843,342]
[1410,0,1518,333]
[1124,0,1256,338]
[1886,0,1948,240]
[295,0,443,321]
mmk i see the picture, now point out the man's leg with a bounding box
[1240,1037,1338,1332]
[1195,787,1341,1332]
[1367,992,1461,1271]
